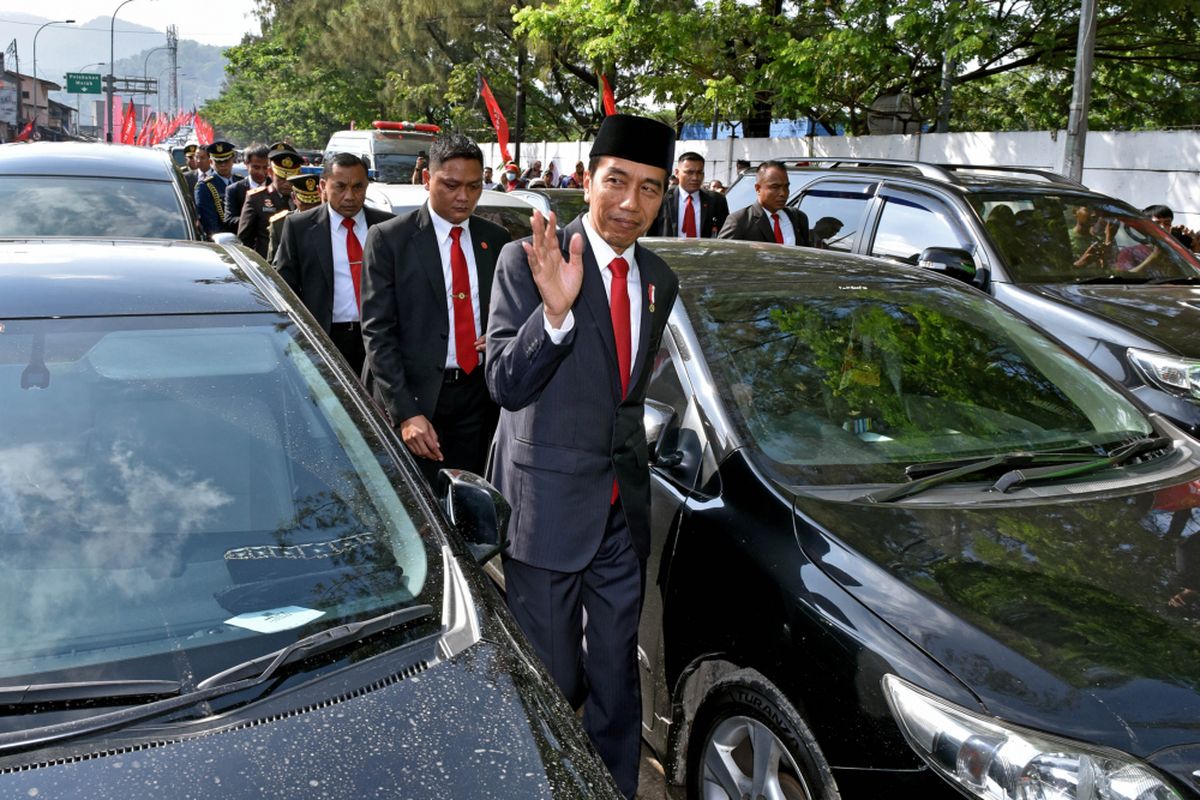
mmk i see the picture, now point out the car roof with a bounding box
[0,141,179,181]
[643,237,966,292]
[0,239,276,319]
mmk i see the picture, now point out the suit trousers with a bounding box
[502,503,646,799]
[415,366,498,484]
[328,321,366,378]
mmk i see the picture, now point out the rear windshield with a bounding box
[0,176,190,239]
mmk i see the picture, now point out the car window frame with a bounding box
[865,185,976,266]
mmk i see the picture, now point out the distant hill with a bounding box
[0,14,229,125]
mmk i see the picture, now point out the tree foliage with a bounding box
[203,0,1200,148]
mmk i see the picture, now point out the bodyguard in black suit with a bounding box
[486,115,679,799]
[274,152,393,375]
[362,134,511,482]
[223,143,271,231]
[649,150,729,237]
[718,159,811,245]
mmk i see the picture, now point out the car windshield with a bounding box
[967,192,1200,283]
[0,313,436,687]
[0,176,190,239]
[372,153,420,184]
[686,280,1152,485]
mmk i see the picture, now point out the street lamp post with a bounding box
[33,19,74,136]
[141,45,168,127]
[106,0,138,143]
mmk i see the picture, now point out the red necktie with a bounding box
[449,227,479,373]
[609,257,631,504]
[682,193,697,238]
[772,212,784,244]
[342,217,363,308]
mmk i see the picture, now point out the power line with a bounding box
[0,18,165,34]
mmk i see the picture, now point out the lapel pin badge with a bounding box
[480,241,488,249]
[648,283,656,313]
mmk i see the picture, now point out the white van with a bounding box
[323,121,440,183]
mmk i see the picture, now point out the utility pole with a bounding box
[166,25,178,114]
[1063,0,1097,182]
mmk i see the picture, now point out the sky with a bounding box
[0,0,260,47]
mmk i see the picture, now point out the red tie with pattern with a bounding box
[609,257,631,504]
[772,212,784,244]
[682,193,697,238]
[342,217,363,308]
[449,227,478,373]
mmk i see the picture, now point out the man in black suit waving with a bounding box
[718,159,811,246]
[362,134,511,481]
[650,150,728,238]
[486,115,678,799]
[274,152,393,375]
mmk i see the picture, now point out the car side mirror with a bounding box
[436,469,511,564]
[211,232,238,246]
[918,246,978,282]
[644,399,678,465]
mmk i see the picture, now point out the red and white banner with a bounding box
[599,73,617,117]
[479,76,512,165]
[120,99,137,144]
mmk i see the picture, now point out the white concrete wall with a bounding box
[482,130,1200,229]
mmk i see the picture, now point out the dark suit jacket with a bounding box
[274,204,394,333]
[486,216,679,572]
[361,205,511,425]
[650,186,729,238]
[717,202,811,246]
[224,177,252,231]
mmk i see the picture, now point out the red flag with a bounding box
[110,95,124,141]
[599,73,617,116]
[14,120,34,142]
[137,112,152,146]
[194,115,213,146]
[120,100,137,144]
[479,76,512,165]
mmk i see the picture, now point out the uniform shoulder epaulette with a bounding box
[247,185,268,196]
[269,209,291,223]
[198,173,214,183]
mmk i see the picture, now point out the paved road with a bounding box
[637,744,685,799]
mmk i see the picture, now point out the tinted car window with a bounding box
[869,192,971,263]
[0,176,190,239]
[796,181,875,252]
[0,313,435,684]
[373,153,420,184]
[684,281,1151,485]
[969,192,1200,283]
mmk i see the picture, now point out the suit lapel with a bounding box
[666,187,679,235]
[414,206,447,321]
[566,217,622,404]
[628,245,658,392]
[468,217,496,328]
[754,203,776,242]
[311,206,335,294]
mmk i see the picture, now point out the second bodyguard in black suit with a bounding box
[361,134,511,482]
[274,152,393,375]
[718,159,811,246]
[650,151,729,238]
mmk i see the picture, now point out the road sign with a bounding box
[66,72,102,94]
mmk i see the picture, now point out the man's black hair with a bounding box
[244,143,269,161]
[677,151,704,164]
[428,134,483,170]
[322,152,369,177]
[1144,204,1174,220]
[757,160,788,177]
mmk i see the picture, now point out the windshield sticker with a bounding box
[225,606,325,634]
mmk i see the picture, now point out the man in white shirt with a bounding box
[650,150,729,238]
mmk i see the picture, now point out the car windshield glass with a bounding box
[474,207,534,239]
[372,153,420,184]
[0,176,190,239]
[967,192,1200,283]
[685,280,1152,485]
[0,313,436,686]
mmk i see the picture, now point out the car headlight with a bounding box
[1127,348,1200,399]
[882,675,1182,800]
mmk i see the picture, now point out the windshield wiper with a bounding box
[0,680,181,710]
[862,436,1172,503]
[1074,275,1150,285]
[990,435,1172,493]
[0,604,435,755]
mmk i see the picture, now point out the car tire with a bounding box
[686,671,839,800]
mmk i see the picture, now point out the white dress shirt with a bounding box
[768,207,797,245]
[676,190,702,237]
[544,215,642,370]
[428,203,483,369]
[328,207,367,323]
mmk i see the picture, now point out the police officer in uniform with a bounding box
[224,143,272,230]
[238,146,299,257]
[266,173,322,263]
[195,141,237,238]
[181,143,201,195]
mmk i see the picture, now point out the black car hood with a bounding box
[792,483,1200,759]
[0,641,615,799]
[1026,282,1200,357]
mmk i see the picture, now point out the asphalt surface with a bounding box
[637,743,685,799]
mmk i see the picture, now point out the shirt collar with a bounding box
[330,207,366,229]
[427,201,467,243]
[582,213,636,270]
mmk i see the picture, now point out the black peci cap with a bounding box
[589,114,675,176]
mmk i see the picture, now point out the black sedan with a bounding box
[0,142,201,240]
[635,239,1200,799]
[0,239,620,799]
